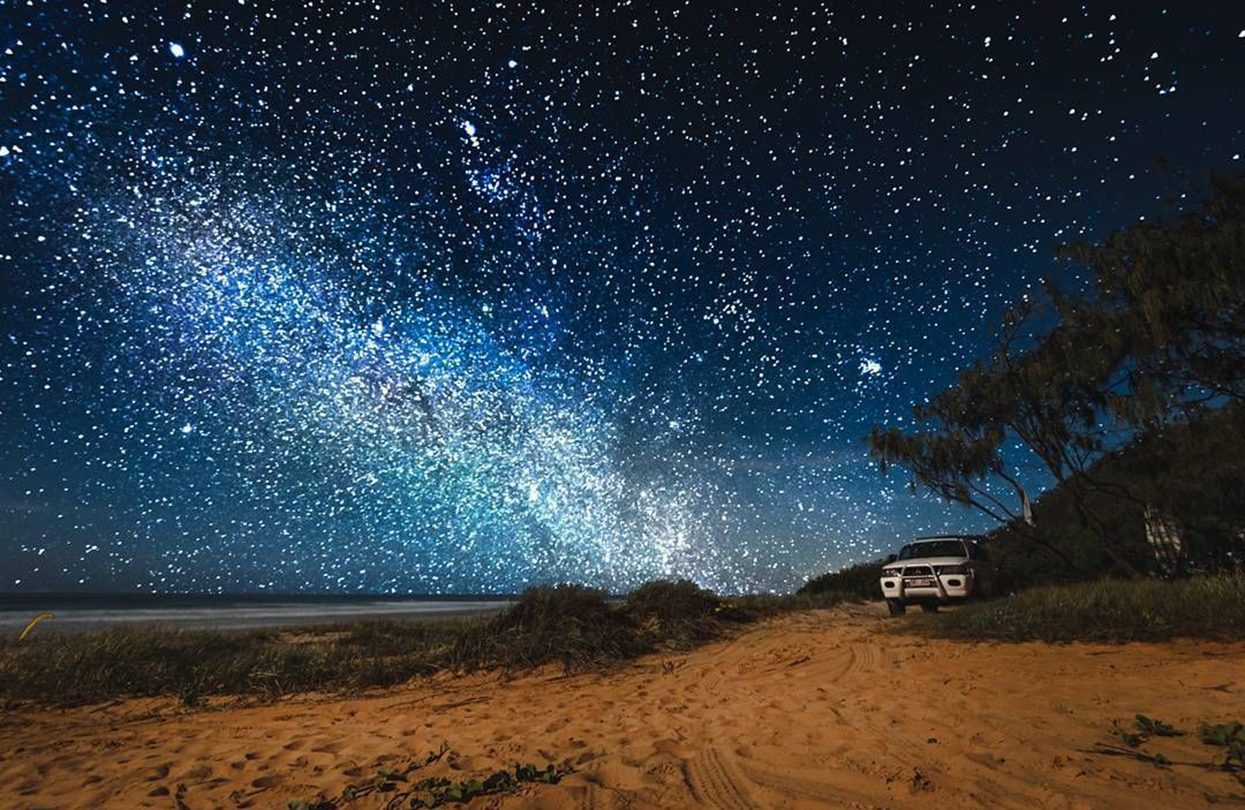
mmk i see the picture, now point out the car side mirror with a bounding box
[884,554,897,564]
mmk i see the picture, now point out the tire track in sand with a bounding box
[737,760,884,808]
[682,746,756,810]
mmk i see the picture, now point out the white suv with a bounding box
[879,536,994,616]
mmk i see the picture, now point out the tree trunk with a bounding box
[1073,497,1145,580]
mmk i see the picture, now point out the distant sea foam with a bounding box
[0,593,510,634]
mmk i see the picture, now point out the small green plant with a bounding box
[1107,715,1180,749]
[515,762,563,784]
[1134,714,1182,738]
[1199,721,1245,772]
[1114,727,1145,748]
[339,744,448,804]
[1199,721,1245,747]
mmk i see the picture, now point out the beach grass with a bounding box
[797,559,884,600]
[0,582,849,707]
[901,575,1245,643]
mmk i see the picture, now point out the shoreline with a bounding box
[0,598,511,634]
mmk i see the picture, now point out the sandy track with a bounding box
[3,604,1244,809]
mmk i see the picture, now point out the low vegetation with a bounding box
[9,567,1239,710]
[0,581,848,707]
[797,560,884,600]
[284,744,571,810]
[0,617,467,709]
[900,575,1245,643]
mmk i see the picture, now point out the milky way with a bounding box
[1,2,1242,592]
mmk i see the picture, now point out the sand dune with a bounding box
[3,603,1244,808]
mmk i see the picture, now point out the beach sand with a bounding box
[3,603,1243,809]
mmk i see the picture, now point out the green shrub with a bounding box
[625,579,721,621]
[449,585,646,673]
[622,579,726,647]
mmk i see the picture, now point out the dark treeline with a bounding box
[867,174,1245,586]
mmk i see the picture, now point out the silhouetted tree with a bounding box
[870,174,1245,579]
[1056,174,1245,418]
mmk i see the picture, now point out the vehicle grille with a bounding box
[901,565,934,577]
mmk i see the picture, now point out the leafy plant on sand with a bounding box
[401,763,567,808]
[1088,715,1245,786]
[335,743,449,805]
[898,575,1245,643]
[288,742,571,808]
[1201,722,1245,775]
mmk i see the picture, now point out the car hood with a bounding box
[883,556,972,571]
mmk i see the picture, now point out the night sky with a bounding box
[1,2,1242,594]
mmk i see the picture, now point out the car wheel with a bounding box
[886,599,906,616]
[920,602,939,613]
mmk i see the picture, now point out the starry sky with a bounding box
[1,1,1242,594]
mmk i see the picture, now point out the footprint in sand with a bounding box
[144,763,170,781]
[177,765,213,781]
[652,739,689,758]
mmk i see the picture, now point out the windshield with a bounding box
[897,540,965,560]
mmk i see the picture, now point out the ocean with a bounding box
[0,593,512,635]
